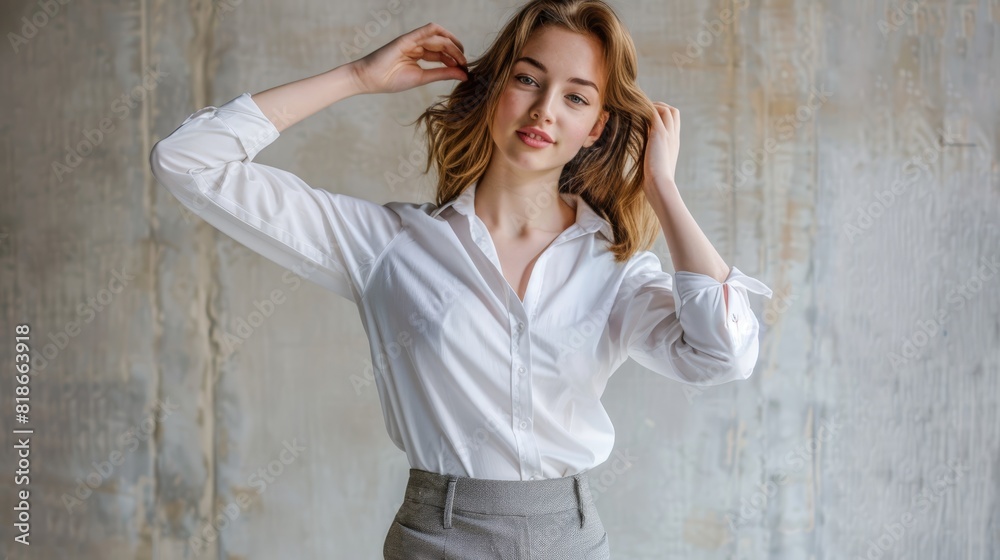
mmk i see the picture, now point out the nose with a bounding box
[529,89,558,123]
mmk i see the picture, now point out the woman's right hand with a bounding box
[350,22,469,95]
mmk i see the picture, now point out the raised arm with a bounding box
[249,63,366,133]
[148,23,469,303]
[148,85,403,303]
[251,21,468,132]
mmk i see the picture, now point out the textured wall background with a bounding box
[1,0,998,558]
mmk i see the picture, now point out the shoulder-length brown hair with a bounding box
[411,0,659,263]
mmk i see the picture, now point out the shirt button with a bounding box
[518,366,525,375]
[517,322,524,331]
[519,420,528,430]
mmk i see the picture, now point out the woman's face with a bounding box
[489,26,610,174]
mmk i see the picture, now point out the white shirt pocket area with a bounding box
[149,92,403,304]
[610,250,773,386]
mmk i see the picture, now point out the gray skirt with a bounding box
[384,468,611,559]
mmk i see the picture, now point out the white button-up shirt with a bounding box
[149,92,773,481]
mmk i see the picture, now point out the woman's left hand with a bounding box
[643,100,681,187]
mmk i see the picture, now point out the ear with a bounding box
[584,109,610,148]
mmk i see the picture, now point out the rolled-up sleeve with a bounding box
[611,251,773,386]
[149,92,402,304]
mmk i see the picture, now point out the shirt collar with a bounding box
[430,180,615,243]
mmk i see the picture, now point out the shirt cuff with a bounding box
[671,266,772,321]
[212,92,281,162]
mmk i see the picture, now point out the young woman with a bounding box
[150,0,772,557]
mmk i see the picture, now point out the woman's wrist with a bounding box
[250,64,366,133]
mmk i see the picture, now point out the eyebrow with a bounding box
[514,56,600,94]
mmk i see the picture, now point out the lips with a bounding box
[517,131,552,148]
[517,128,553,143]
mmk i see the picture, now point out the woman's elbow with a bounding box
[149,139,186,188]
[678,344,760,386]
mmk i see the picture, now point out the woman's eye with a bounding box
[515,76,588,105]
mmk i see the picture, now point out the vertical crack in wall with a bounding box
[139,0,162,555]
[186,0,222,557]
[727,0,741,259]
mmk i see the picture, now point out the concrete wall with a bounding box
[1,0,997,558]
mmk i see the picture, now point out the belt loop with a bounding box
[574,474,586,529]
[443,476,458,529]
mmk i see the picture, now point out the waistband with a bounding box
[403,468,594,519]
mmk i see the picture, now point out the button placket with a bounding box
[509,309,537,478]
[514,345,532,434]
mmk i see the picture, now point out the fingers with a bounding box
[419,22,465,56]
[420,49,460,67]
[418,66,468,86]
[653,101,679,115]
[419,36,468,75]
[652,102,680,128]
[414,23,468,68]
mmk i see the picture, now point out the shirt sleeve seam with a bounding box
[189,171,347,280]
[360,207,406,303]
